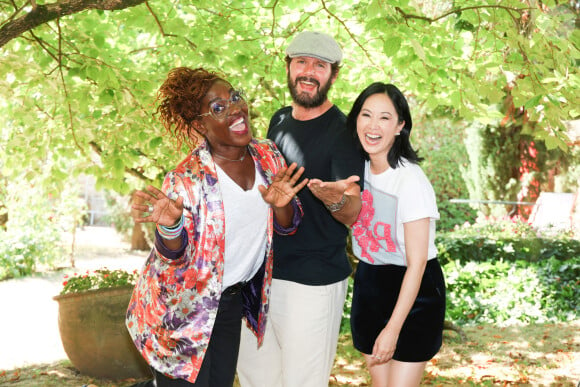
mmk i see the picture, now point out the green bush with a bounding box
[537,256,579,320]
[0,223,64,281]
[444,256,579,325]
[437,217,579,324]
[0,179,84,281]
[437,201,477,233]
[436,217,580,264]
[340,276,354,335]
[415,118,477,231]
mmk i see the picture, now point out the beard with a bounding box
[287,74,333,108]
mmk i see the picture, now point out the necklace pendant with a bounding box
[212,147,248,162]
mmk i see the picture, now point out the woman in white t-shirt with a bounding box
[347,83,446,386]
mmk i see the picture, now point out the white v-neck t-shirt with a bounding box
[216,164,269,287]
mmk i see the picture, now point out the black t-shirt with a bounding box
[267,105,365,285]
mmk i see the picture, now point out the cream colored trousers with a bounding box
[237,278,348,387]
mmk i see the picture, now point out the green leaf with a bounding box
[149,137,163,148]
[409,39,426,61]
[544,135,562,150]
[113,157,125,176]
[570,29,580,48]
[236,55,249,66]
[524,94,543,109]
[383,36,402,56]
[366,0,384,17]
[93,34,106,48]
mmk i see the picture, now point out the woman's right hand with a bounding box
[131,185,184,227]
[259,162,308,209]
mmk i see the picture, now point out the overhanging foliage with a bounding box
[1,0,578,194]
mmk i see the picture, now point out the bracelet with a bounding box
[157,213,184,240]
[325,194,347,213]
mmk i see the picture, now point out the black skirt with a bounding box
[350,258,446,362]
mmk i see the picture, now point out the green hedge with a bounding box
[436,219,579,324]
[436,234,580,264]
[443,256,579,325]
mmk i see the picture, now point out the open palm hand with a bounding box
[259,163,308,208]
[131,185,184,227]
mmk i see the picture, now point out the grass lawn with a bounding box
[1,321,578,386]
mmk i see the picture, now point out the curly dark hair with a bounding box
[155,67,225,149]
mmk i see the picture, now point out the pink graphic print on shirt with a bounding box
[352,189,396,263]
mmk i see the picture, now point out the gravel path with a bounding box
[0,227,148,371]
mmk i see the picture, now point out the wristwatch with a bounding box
[325,194,347,213]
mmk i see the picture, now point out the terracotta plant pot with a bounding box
[53,286,151,379]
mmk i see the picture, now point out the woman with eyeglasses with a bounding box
[126,67,306,387]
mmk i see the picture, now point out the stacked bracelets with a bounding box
[157,213,184,240]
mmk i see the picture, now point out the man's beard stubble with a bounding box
[287,74,333,109]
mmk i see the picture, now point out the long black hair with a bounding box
[346,82,422,169]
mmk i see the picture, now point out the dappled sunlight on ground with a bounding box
[329,322,579,386]
[0,227,578,386]
[330,336,369,386]
[423,322,580,386]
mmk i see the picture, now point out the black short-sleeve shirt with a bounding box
[267,105,365,285]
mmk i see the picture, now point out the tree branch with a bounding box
[89,141,154,183]
[0,0,147,48]
[320,0,378,68]
[145,1,196,49]
[394,5,526,27]
[1,0,29,30]
[56,18,85,158]
[29,30,59,63]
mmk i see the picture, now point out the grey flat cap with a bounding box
[286,31,342,64]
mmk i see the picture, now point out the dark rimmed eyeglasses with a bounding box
[198,89,247,120]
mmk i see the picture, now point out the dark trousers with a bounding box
[152,286,244,387]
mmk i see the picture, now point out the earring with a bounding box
[395,132,400,136]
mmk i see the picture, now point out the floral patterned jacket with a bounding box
[126,138,303,383]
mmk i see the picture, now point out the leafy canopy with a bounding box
[1,0,578,194]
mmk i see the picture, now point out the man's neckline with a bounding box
[291,101,334,121]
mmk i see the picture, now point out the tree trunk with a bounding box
[130,191,151,251]
[0,205,7,230]
[131,222,150,251]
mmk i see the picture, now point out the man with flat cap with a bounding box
[238,30,364,387]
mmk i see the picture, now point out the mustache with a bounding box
[294,77,320,88]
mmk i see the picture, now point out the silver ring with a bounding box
[147,205,153,213]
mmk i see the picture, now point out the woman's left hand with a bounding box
[259,162,308,208]
[371,326,398,364]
